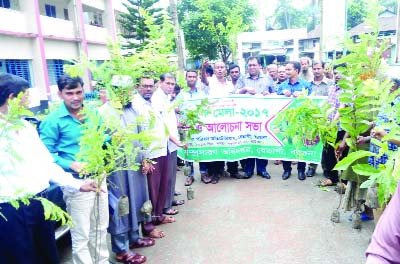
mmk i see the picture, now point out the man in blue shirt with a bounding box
[277,61,312,181]
[39,74,109,264]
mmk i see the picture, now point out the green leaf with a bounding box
[333,150,374,171]
[352,163,379,176]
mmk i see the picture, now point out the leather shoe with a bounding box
[298,171,306,181]
[244,172,253,179]
[231,171,247,179]
[257,171,271,179]
[306,167,316,177]
[282,170,291,180]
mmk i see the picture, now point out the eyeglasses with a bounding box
[248,64,259,67]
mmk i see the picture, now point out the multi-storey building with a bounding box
[0,0,128,108]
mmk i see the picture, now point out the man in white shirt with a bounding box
[152,73,187,216]
[0,73,97,264]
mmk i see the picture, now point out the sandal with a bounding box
[163,208,179,215]
[116,251,146,264]
[211,175,219,184]
[172,199,185,206]
[160,215,176,224]
[201,173,212,184]
[129,237,155,249]
[147,228,165,239]
[319,179,334,187]
[185,176,194,186]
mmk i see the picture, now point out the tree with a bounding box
[178,0,256,62]
[168,0,185,72]
[346,0,368,30]
[119,0,163,50]
[267,0,310,30]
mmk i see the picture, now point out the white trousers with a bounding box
[63,189,109,264]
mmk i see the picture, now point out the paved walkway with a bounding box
[60,163,374,264]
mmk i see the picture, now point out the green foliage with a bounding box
[274,95,335,154]
[267,0,311,30]
[178,0,256,61]
[65,11,176,109]
[75,107,157,190]
[119,0,164,50]
[346,0,368,30]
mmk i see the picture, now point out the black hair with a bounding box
[174,84,181,94]
[247,56,261,65]
[229,64,240,72]
[0,73,29,107]
[286,61,301,73]
[185,69,198,77]
[333,63,347,70]
[206,65,214,76]
[57,74,84,92]
[160,72,175,82]
[312,60,325,68]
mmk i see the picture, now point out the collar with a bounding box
[312,77,330,85]
[245,72,263,80]
[56,102,77,118]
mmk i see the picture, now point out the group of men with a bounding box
[182,56,341,185]
[0,56,348,264]
[0,71,191,264]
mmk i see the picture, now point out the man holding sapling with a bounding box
[131,75,177,228]
[39,74,109,264]
[0,73,98,264]
[277,61,312,181]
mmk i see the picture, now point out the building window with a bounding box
[0,0,10,8]
[47,59,68,85]
[64,8,69,20]
[45,4,56,18]
[0,60,33,87]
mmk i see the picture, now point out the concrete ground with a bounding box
[59,163,374,264]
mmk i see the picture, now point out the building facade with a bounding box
[0,0,128,107]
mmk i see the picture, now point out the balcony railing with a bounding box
[40,16,76,39]
[0,8,32,34]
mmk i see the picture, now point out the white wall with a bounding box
[44,40,79,59]
[0,36,33,59]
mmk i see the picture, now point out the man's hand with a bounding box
[335,141,347,159]
[142,159,155,175]
[244,87,256,95]
[371,129,387,140]
[202,58,209,69]
[262,91,271,96]
[79,181,102,192]
[70,161,84,173]
[293,91,301,97]
[283,90,291,97]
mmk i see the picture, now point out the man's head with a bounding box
[185,70,198,88]
[390,77,400,93]
[171,84,181,101]
[205,65,214,77]
[312,61,325,80]
[267,64,278,81]
[229,64,241,82]
[285,61,301,80]
[324,64,333,79]
[300,57,311,73]
[159,73,176,95]
[333,63,347,84]
[57,74,84,113]
[137,77,155,101]
[277,66,287,82]
[247,57,261,77]
[214,61,227,79]
[0,73,29,112]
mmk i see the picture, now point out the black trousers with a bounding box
[0,199,59,264]
[322,130,348,183]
